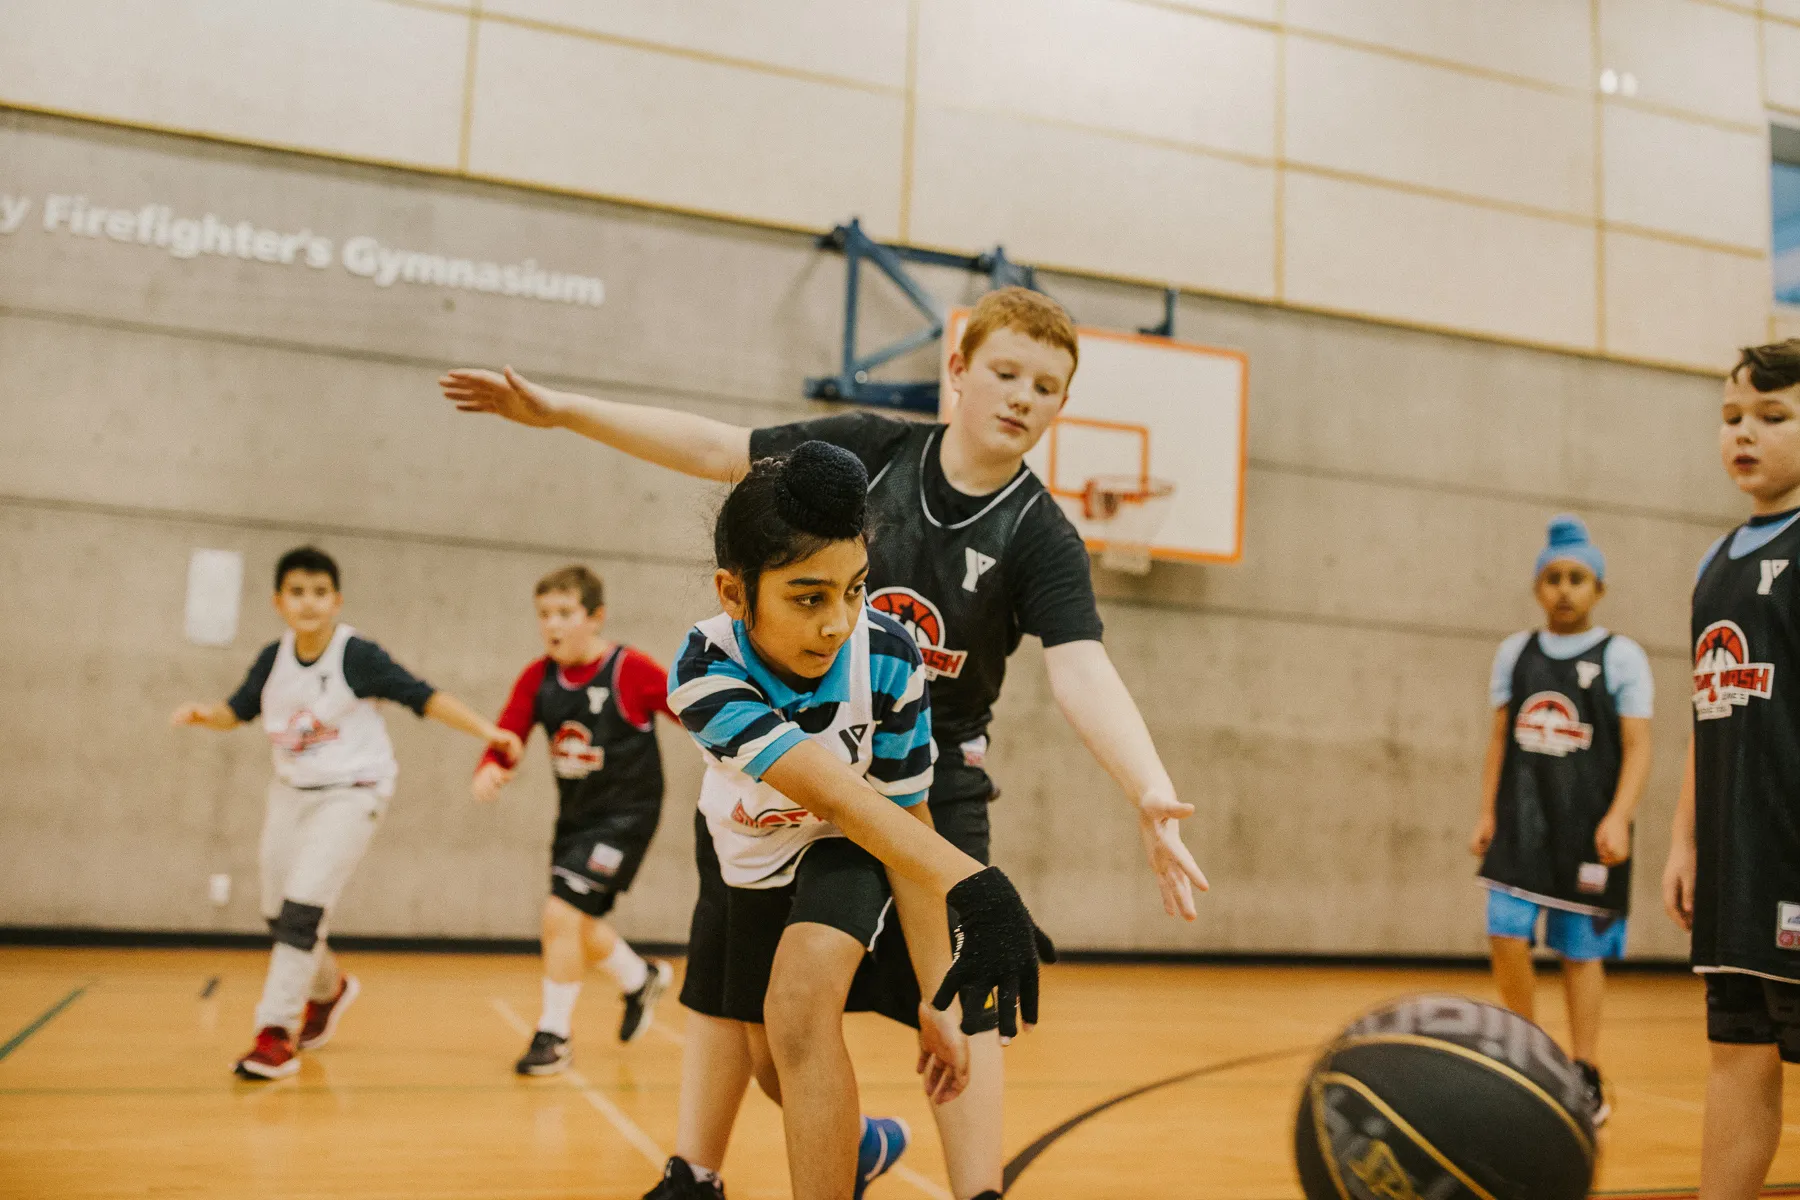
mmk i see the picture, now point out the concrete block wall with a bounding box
[0,110,1741,956]
[0,0,1790,372]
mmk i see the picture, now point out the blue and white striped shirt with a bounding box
[668,606,934,886]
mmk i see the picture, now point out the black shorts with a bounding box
[679,812,904,1025]
[1706,971,1800,1062]
[549,804,659,918]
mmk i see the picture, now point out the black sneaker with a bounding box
[620,960,674,1043]
[514,1030,571,1076]
[1576,1060,1611,1127]
[643,1156,724,1200]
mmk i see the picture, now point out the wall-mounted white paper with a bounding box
[185,549,244,647]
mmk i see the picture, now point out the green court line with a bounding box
[0,983,89,1063]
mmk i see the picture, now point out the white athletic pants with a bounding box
[254,781,387,1033]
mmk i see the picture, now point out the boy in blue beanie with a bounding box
[1470,513,1654,1126]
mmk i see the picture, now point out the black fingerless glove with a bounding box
[931,866,1042,1037]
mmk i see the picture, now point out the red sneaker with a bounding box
[298,973,360,1050]
[234,1026,298,1080]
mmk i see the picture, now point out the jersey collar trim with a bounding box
[730,614,858,712]
[917,427,1033,531]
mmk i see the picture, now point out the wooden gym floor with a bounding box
[6,948,1800,1199]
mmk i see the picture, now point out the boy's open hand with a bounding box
[1138,787,1207,921]
[439,367,562,428]
[484,728,524,764]
[1595,810,1632,866]
[471,761,513,804]
[1469,812,1496,857]
[915,1002,970,1105]
[170,703,211,727]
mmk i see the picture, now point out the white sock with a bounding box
[689,1164,719,1185]
[601,939,649,995]
[538,978,581,1038]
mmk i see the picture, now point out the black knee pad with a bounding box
[270,899,325,951]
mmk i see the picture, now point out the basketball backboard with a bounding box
[939,309,1247,566]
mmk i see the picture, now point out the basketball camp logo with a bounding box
[870,587,967,679]
[1693,620,1774,721]
[729,799,815,831]
[272,709,339,755]
[549,721,604,778]
[1512,692,1593,757]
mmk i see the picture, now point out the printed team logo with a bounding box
[729,799,816,830]
[869,587,967,679]
[1512,692,1593,757]
[1693,620,1775,721]
[272,709,339,755]
[1780,902,1800,950]
[549,721,604,779]
[585,842,625,877]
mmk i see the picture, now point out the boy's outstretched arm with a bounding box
[424,692,524,762]
[439,366,752,482]
[1042,639,1208,921]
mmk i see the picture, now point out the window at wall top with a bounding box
[1775,125,1800,309]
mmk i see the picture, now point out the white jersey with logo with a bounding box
[260,625,400,796]
[693,613,875,888]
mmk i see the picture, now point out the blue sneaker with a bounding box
[853,1115,910,1199]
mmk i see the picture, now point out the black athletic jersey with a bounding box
[751,413,1104,752]
[1692,516,1800,981]
[1480,634,1629,916]
[512,648,665,835]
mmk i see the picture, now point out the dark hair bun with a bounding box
[773,441,868,538]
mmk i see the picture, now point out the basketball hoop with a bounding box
[1082,474,1176,575]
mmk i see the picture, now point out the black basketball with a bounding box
[1293,994,1595,1200]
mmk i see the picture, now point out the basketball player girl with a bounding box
[473,565,677,1075]
[667,439,1043,1200]
[1469,514,1653,1126]
[1663,340,1800,1199]
[440,286,1205,1200]
[171,546,523,1080]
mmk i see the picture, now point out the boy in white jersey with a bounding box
[172,546,522,1079]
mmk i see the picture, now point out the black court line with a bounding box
[0,984,89,1063]
[1594,1188,1800,1199]
[1001,1043,1315,1192]
[198,976,219,999]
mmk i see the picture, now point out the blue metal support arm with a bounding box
[805,219,1041,412]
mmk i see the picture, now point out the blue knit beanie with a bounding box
[1535,514,1604,581]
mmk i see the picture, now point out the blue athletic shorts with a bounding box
[1484,888,1627,962]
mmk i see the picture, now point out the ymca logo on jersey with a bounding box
[549,721,605,778]
[272,709,340,755]
[1513,691,1594,757]
[1693,619,1775,720]
[869,587,967,679]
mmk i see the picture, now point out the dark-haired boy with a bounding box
[474,565,677,1074]
[173,546,522,1079]
[1664,340,1800,1198]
